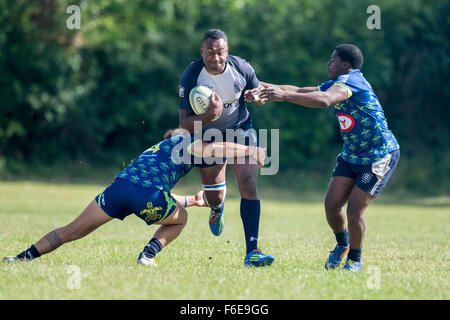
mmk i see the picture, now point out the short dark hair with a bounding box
[203,29,228,43]
[334,44,364,69]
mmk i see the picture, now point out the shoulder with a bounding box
[227,55,256,76]
[180,58,204,83]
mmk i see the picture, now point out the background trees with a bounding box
[1,0,448,194]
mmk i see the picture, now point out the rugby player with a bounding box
[3,128,266,266]
[246,44,400,271]
[178,29,274,267]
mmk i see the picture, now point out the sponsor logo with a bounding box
[101,194,105,206]
[337,113,355,132]
[223,100,238,109]
[362,172,373,184]
[250,236,258,242]
[179,86,185,98]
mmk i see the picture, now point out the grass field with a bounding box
[0,180,449,300]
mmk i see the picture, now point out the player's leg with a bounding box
[136,189,188,266]
[342,149,400,271]
[229,161,260,252]
[343,185,373,271]
[4,200,113,262]
[229,161,274,267]
[324,156,356,270]
[324,176,354,240]
[200,163,227,236]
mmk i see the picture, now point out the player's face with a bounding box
[201,38,228,75]
[327,51,345,80]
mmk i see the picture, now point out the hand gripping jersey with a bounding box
[318,70,399,165]
[178,55,259,131]
[116,135,208,192]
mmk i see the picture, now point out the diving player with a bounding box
[3,128,266,266]
[246,44,400,271]
[178,29,274,267]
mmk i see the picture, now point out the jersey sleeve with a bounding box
[330,74,354,99]
[243,62,259,90]
[318,80,333,92]
[229,55,259,90]
[178,60,203,111]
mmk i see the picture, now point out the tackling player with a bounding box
[178,29,274,267]
[246,44,400,271]
[3,128,266,266]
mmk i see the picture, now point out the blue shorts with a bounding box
[332,149,400,197]
[95,178,177,225]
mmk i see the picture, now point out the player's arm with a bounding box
[259,81,318,93]
[245,81,318,104]
[172,191,207,208]
[259,85,349,108]
[179,92,223,133]
[189,140,266,167]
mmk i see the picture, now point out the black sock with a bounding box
[348,247,362,262]
[334,229,350,247]
[16,245,41,260]
[240,198,260,254]
[143,238,163,258]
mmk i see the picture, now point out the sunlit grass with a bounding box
[0,181,449,299]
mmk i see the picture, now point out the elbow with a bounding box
[318,97,332,108]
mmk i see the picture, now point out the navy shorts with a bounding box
[95,178,177,225]
[332,149,400,197]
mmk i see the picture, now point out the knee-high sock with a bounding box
[240,198,260,254]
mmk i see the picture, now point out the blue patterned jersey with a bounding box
[116,135,205,192]
[318,70,399,165]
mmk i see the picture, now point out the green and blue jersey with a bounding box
[116,135,204,192]
[319,70,399,165]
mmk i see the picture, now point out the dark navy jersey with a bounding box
[179,55,259,131]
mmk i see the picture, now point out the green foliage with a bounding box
[0,0,448,193]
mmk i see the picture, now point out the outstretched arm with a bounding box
[259,85,350,108]
[171,191,208,208]
[189,141,266,167]
[245,82,318,104]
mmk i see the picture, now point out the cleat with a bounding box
[343,259,363,272]
[136,252,158,267]
[3,256,25,263]
[244,249,275,267]
[209,201,225,236]
[325,244,350,270]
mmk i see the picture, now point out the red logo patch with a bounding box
[337,113,355,132]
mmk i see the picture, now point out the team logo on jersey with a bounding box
[146,142,162,153]
[179,86,185,98]
[337,113,355,132]
[233,81,241,93]
[139,202,163,222]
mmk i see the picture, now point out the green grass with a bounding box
[0,181,449,299]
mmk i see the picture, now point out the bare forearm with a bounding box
[260,82,317,94]
[281,91,330,108]
[172,194,195,207]
[207,142,251,158]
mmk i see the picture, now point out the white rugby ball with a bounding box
[189,85,213,115]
